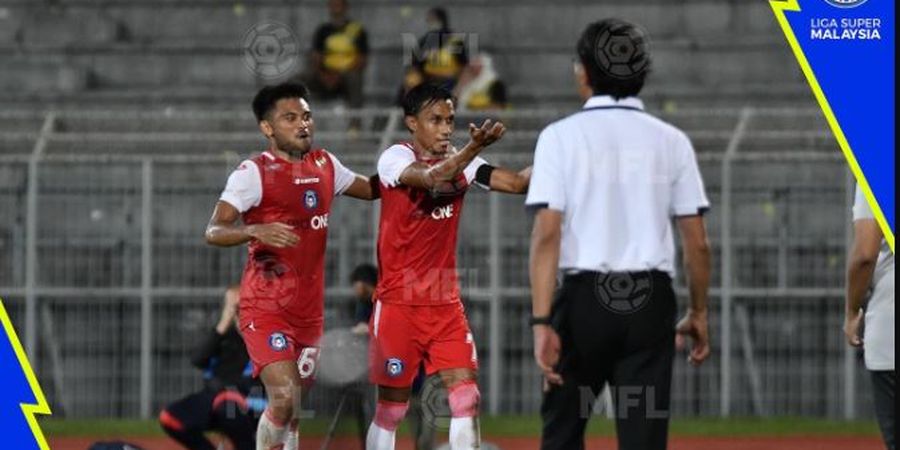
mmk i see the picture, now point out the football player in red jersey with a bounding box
[205,82,379,450]
[366,83,531,450]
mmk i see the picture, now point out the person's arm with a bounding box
[674,215,711,366]
[342,174,381,200]
[354,27,369,71]
[190,287,240,368]
[530,208,563,385]
[844,218,883,346]
[205,201,299,248]
[486,166,531,194]
[329,152,380,200]
[398,120,505,190]
[311,25,327,72]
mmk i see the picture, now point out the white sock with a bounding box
[449,416,480,449]
[366,423,396,450]
[256,410,288,450]
[283,421,298,450]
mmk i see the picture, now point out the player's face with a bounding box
[410,99,455,154]
[263,97,314,155]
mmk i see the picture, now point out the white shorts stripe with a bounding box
[373,300,382,338]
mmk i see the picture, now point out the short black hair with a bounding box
[401,83,454,117]
[350,264,378,286]
[251,82,310,122]
[577,18,651,99]
[427,7,449,30]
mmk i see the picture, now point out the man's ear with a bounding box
[404,115,417,134]
[573,61,593,99]
[259,120,274,138]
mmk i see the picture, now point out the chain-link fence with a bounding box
[0,107,871,420]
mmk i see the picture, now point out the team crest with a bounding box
[303,189,319,210]
[315,155,328,167]
[385,358,404,377]
[269,332,288,352]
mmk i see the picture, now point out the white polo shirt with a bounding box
[525,95,709,276]
[852,185,894,371]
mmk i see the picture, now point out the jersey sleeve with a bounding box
[669,132,710,217]
[377,145,417,188]
[328,152,358,196]
[525,126,566,212]
[463,156,490,190]
[219,159,262,213]
[853,185,876,221]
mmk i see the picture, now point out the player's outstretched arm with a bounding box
[399,119,506,190]
[342,174,381,200]
[205,201,299,248]
[487,166,532,194]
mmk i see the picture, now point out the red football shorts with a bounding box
[239,313,322,382]
[368,300,479,387]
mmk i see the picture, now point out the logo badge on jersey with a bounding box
[269,332,289,352]
[315,156,328,168]
[385,358,404,377]
[303,189,319,210]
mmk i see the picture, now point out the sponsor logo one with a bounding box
[431,204,454,220]
[269,332,289,351]
[310,213,329,230]
[303,189,319,210]
[385,357,404,377]
[823,0,868,8]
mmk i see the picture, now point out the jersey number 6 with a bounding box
[297,347,319,379]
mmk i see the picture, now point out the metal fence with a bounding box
[0,106,872,420]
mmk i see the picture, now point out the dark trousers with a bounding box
[871,370,896,450]
[541,271,676,450]
[159,389,258,450]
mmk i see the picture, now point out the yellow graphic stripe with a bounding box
[0,297,51,450]
[770,0,895,252]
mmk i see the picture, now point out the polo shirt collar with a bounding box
[583,95,644,111]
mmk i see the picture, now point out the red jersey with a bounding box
[219,149,357,328]
[374,143,488,305]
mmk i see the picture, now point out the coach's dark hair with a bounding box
[401,83,454,117]
[577,18,651,99]
[350,264,378,286]
[252,82,310,122]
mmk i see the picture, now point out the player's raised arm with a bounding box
[398,119,506,190]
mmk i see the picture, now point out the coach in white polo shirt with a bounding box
[845,185,894,450]
[527,19,712,450]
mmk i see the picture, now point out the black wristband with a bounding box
[529,315,552,326]
[475,164,495,187]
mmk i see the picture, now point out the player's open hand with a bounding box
[468,119,506,148]
[533,325,563,387]
[843,309,864,347]
[675,309,710,366]
[247,222,299,248]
